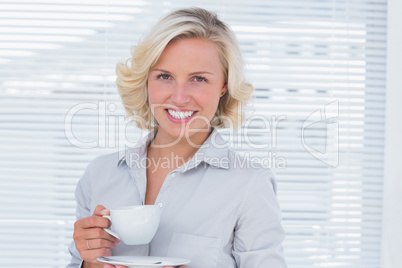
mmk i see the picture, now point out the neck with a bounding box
[148,128,212,163]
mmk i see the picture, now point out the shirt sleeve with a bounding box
[232,169,288,268]
[67,161,93,268]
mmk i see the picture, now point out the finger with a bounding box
[116,266,128,268]
[93,204,110,216]
[86,238,118,250]
[85,227,118,242]
[76,238,116,253]
[79,215,111,229]
[80,247,112,263]
[75,229,119,252]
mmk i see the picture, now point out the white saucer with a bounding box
[97,256,190,268]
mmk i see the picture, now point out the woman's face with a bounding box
[147,38,227,142]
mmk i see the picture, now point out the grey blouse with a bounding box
[67,129,287,268]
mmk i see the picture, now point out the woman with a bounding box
[68,7,287,268]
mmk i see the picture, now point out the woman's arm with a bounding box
[232,169,288,267]
[67,160,119,267]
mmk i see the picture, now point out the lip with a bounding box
[165,109,198,124]
[166,108,195,112]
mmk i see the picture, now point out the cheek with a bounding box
[198,92,221,114]
[147,83,161,103]
[148,81,170,98]
[147,83,161,114]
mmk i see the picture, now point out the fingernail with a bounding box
[100,209,110,215]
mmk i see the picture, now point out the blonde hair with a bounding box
[116,7,254,130]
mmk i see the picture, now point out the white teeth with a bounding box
[167,109,195,119]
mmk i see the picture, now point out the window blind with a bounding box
[0,0,387,267]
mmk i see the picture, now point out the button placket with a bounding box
[129,168,147,205]
[154,172,175,209]
[154,190,165,209]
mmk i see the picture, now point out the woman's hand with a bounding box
[73,205,120,265]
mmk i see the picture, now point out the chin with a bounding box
[161,122,211,138]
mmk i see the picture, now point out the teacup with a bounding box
[103,205,161,245]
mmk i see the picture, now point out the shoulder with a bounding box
[86,130,152,170]
[88,150,124,167]
[77,150,129,196]
[220,148,278,194]
[227,149,275,177]
[75,150,123,199]
[83,150,127,179]
[205,130,277,190]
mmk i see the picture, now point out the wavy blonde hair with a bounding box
[116,7,254,130]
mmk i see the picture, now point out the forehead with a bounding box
[153,38,223,73]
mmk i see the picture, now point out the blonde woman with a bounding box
[68,7,287,268]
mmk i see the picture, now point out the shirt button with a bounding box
[171,173,176,178]
[157,203,163,208]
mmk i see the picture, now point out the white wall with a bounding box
[381,0,402,267]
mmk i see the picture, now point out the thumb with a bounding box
[93,204,109,216]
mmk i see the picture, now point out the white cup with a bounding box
[103,205,161,245]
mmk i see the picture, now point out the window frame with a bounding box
[381,0,402,267]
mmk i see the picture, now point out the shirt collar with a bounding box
[185,129,230,170]
[118,131,155,168]
[118,128,230,170]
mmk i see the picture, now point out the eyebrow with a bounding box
[190,71,214,76]
[151,68,171,74]
[151,68,214,76]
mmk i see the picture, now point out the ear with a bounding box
[221,83,228,97]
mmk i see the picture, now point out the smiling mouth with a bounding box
[166,109,197,120]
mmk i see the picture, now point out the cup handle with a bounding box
[102,215,121,240]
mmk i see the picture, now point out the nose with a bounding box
[170,82,190,106]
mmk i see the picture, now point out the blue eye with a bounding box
[157,73,171,80]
